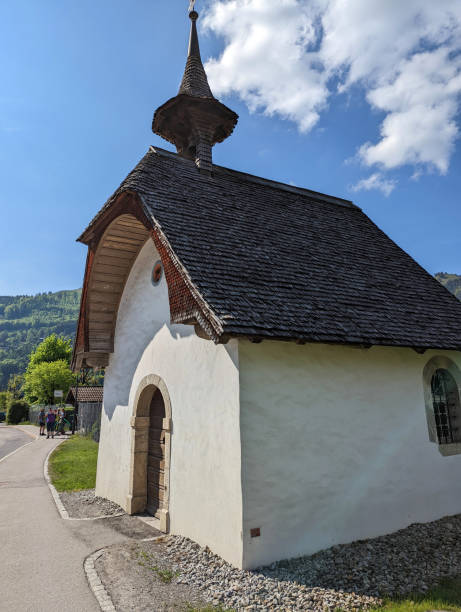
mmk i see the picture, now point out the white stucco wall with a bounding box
[96,239,243,566]
[239,340,461,569]
[96,235,461,571]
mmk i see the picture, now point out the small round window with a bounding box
[152,260,163,286]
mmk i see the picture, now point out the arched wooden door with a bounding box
[147,389,166,517]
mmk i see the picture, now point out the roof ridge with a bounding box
[149,146,358,210]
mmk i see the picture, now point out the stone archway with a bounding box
[126,374,172,532]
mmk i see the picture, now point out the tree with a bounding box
[23,360,74,405]
[0,391,10,412]
[0,359,20,389]
[0,291,80,392]
[7,374,24,399]
[79,367,105,387]
[28,334,72,368]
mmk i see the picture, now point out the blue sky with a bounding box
[0,0,460,296]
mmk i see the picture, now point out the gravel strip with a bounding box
[161,514,461,611]
[95,540,210,611]
[59,488,124,519]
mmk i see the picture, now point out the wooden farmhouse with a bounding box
[72,10,461,569]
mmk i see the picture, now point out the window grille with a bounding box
[431,369,460,444]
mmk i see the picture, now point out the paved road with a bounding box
[0,425,33,460]
[0,426,134,612]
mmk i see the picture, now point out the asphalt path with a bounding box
[0,425,136,612]
[0,425,32,460]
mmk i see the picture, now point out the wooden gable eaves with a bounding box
[72,191,225,372]
[72,192,151,371]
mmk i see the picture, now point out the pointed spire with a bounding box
[178,10,213,98]
[152,5,238,175]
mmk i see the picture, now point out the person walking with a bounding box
[46,407,56,439]
[57,407,65,436]
[38,408,46,436]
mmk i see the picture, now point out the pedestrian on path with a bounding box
[57,407,65,436]
[38,408,46,436]
[46,408,56,439]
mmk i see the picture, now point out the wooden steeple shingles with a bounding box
[152,9,238,174]
[178,10,213,99]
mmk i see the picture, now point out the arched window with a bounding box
[431,369,461,444]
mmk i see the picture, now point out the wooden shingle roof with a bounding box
[67,386,104,405]
[78,146,461,351]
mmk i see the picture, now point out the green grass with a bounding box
[371,576,461,612]
[48,434,98,491]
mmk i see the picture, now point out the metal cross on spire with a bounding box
[189,0,196,12]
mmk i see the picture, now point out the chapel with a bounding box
[72,8,461,569]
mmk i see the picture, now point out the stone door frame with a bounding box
[126,374,172,532]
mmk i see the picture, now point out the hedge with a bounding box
[6,399,29,425]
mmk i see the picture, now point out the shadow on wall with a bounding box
[102,322,196,421]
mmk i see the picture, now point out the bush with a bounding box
[6,399,29,424]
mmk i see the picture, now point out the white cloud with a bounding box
[319,0,461,87]
[359,49,461,173]
[351,173,396,197]
[203,0,461,190]
[202,0,328,132]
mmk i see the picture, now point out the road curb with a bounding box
[43,441,125,522]
[43,441,69,519]
[84,549,116,612]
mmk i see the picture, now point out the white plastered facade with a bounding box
[96,238,243,566]
[96,236,461,570]
[238,340,461,568]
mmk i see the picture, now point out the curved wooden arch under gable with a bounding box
[72,191,223,371]
[87,213,150,352]
[73,192,151,370]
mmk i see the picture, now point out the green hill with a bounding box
[436,272,461,300]
[0,290,81,389]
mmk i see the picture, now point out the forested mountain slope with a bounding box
[0,290,81,388]
[436,273,461,300]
